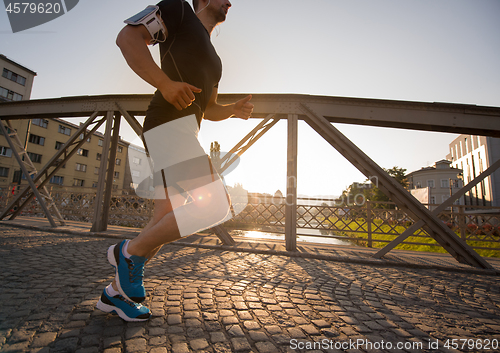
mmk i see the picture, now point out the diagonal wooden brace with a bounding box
[300,102,492,269]
[373,157,500,259]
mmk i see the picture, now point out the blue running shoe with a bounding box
[96,288,150,322]
[107,240,147,303]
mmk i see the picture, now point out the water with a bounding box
[236,229,353,246]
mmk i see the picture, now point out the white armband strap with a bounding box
[124,5,167,45]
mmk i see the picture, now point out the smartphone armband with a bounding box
[124,5,166,44]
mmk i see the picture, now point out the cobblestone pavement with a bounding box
[1,226,500,353]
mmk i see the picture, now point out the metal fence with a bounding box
[1,189,499,254]
[0,187,154,229]
[224,196,500,254]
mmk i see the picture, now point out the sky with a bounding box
[1,0,499,197]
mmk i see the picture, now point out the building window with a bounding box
[32,118,48,128]
[132,170,140,177]
[98,139,103,146]
[92,182,98,188]
[2,68,26,86]
[73,179,85,187]
[75,163,87,172]
[116,158,121,165]
[21,172,35,180]
[94,167,99,175]
[430,196,436,204]
[427,180,435,188]
[0,86,23,101]
[27,152,42,163]
[96,153,101,161]
[0,167,9,177]
[79,133,91,142]
[112,184,118,190]
[117,146,123,153]
[133,157,141,165]
[28,134,45,146]
[50,175,64,185]
[58,125,71,135]
[55,141,64,150]
[114,171,119,179]
[441,179,449,188]
[77,148,89,157]
[0,146,12,157]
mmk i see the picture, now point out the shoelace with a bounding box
[126,258,145,283]
[117,295,139,308]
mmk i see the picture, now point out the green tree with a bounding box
[341,166,407,209]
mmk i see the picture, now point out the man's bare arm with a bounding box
[203,88,254,121]
[116,25,201,111]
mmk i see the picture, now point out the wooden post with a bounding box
[285,114,298,252]
[100,113,121,231]
[91,111,114,232]
[366,201,372,248]
[458,205,467,241]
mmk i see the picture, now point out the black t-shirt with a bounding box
[143,0,222,132]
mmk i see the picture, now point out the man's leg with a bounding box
[109,188,176,294]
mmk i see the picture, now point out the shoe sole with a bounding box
[96,298,149,322]
[107,243,134,303]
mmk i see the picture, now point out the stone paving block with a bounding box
[149,335,167,346]
[287,327,306,339]
[300,324,320,335]
[291,316,308,325]
[186,327,204,338]
[272,333,292,345]
[255,341,278,353]
[10,328,35,343]
[125,338,147,352]
[171,342,189,353]
[227,325,245,337]
[150,347,168,353]
[233,301,248,310]
[231,337,252,352]
[53,337,79,352]
[125,327,145,339]
[103,335,122,348]
[202,312,218,321]
[222,316,239,325]
[30,332,57,347]
[190,338,209,350]
[210,331,227,343]
[81,334,100,347]
[167,314,182,325]
[248,330,269,342]
[243,320,261,330]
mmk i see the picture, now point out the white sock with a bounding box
[122,240,132,258]
[106,284,120,297]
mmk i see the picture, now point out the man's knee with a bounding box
[173,180,231,237]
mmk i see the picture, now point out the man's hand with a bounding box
[159,80,202,111]
[232,95,254,120]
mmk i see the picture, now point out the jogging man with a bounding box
[96,0,253,321]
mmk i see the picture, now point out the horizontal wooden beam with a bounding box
[1,94,499,136]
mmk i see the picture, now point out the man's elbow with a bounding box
[116,27,127,48]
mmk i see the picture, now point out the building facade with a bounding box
[0,54,36,102]
[0,118,130,193]
[447,135,500,207]
[407,160,463,208]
